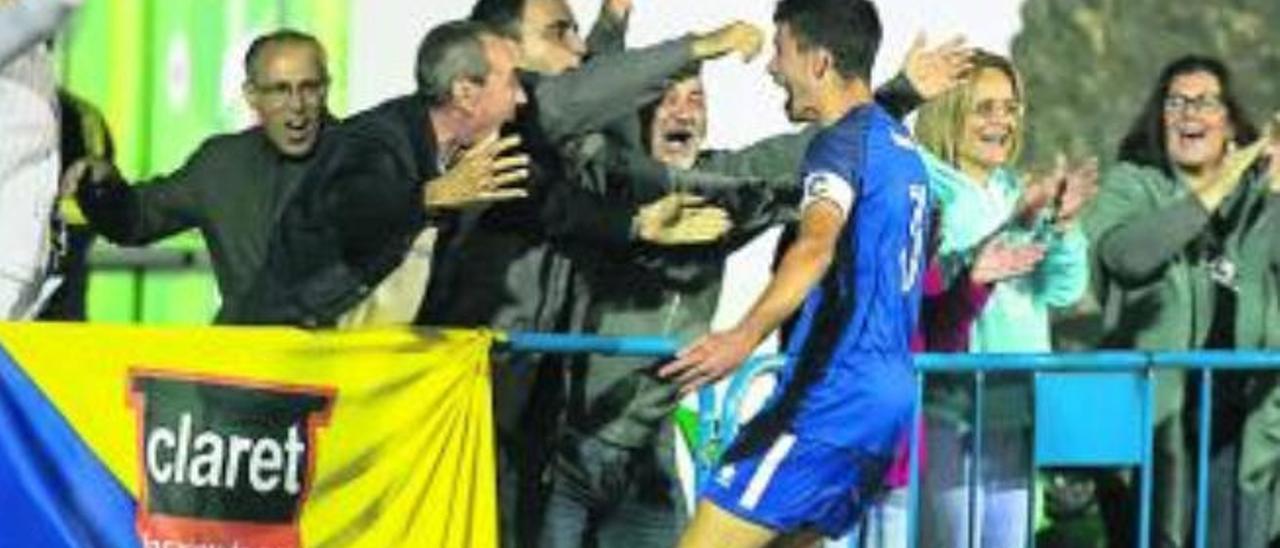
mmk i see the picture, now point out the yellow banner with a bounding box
[0,323,498,548]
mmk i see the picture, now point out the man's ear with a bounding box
[811,48,832,82]
[450,78,481,114]
[242,81,263,112]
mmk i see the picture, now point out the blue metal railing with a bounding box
[910,351,1280,548]
[504,332,678,356]
[501,333,1280,548]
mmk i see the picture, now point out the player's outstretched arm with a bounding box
[659,198,846,394]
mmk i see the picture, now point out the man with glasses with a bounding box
[69,29,332,322]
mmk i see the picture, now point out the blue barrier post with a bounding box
[1147,351,1280,548]
[1028,371,1038,548]
[907,371,924,548]
[696,386,716,489]
[1139,368,1155,548]
[920,352,1153,548]
[969,370,984,548]
[1195,369,1213,548]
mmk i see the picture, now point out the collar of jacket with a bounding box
[244,111,345,165]
[400,93,440,178]
[921,149,1021,205]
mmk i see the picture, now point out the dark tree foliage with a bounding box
[1011,0,1280,169]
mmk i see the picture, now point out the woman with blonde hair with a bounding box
[913,50,1095,547]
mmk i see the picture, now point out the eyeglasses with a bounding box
[971,98,1022,120]
[1163,94,1225,115]
[252,78,328,108]
[542,19,581,45]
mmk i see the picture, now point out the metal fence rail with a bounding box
[502,334,1280,548]
[911,351,1280,548]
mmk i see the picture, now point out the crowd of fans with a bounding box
[5,0,1280,546]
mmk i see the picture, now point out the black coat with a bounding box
[225,94,441,326]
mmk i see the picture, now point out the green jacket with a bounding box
[1083,161,1280,517]
[1083,162,1280,354]
[1084,161,1280,412]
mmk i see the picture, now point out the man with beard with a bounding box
[542,60,806,548]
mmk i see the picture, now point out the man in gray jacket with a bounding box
[71,30,332,323]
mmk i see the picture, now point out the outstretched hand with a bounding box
[424,134,530,210]
[902,32,974,100]
[658,328,758,396]
[635,192,732,245]
[692,21,764,63]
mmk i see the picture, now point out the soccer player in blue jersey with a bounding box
[659,0,930,545]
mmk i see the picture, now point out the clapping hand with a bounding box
[1054,156,1099,229]
[970,239,1045,284]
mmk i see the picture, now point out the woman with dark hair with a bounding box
[1117,55,1259,175]
[1084,54,1280,547]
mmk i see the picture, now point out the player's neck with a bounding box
[816,80,873,126]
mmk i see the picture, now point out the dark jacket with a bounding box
[225,95,440,326]
[76,125,314,321]
[41,90,114,321]
[418,35,698,333]
[415,34,702,439]
[231,33,696,331]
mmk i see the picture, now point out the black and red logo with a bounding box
[129,371,335,548]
